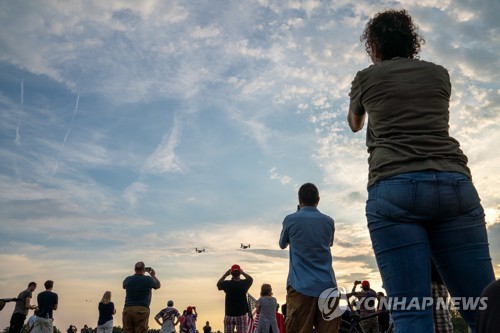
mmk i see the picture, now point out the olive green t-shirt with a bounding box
[349,58,471,187]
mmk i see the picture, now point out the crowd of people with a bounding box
[6,262,284,333]
[4,7,500,333]
[6,263,204,333]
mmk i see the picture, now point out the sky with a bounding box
[0,0,499,331]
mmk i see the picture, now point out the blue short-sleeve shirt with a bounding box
[279,206,337,297]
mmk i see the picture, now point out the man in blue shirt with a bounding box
[279,183,340,333]
[123,262,161,333]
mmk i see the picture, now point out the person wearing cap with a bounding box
[154,300,180,333]
[184,306,197,333]
[217,264,253,333]
[279,182,340,333]
[123,262,161,333]
[352,280,378,333]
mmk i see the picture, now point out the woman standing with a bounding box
[178,310,188,333]
[347,9,495,333]
[96,291,116,333]
[256,284,279,333]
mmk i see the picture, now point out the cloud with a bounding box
[0,1,361,106]
[409,2,499,83]
[269,167,292,185]
[123,181,148,207]
[485,208,500,226]
[243,248,289,260]
[143,118,184,174]
[190,25,221,39]
[487,223,500,277]
[0,175,115,214]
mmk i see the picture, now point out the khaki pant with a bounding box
[123,306,150,333]
[285,288,340,333]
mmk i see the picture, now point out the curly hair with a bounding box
[361,9,425,61]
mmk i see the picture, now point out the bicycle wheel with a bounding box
[339,319,364,333]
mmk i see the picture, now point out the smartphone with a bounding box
[145,267,152,273]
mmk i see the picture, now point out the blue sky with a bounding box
[0,0,499,331]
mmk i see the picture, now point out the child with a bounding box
[256,284,279,333]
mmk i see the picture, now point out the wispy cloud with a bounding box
[15,80,23,145]
[269,167,291,185]
[53,93,80,176]
[143,117,184,174]
[123,181,148,207]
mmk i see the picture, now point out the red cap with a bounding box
[231,264,241,272]
[361,280,370,288]
[187,306,193,313]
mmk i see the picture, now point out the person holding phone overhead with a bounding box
[347,9,495,332]
[123,262,161,333]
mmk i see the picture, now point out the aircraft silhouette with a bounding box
[240,243,251,249]
[195,248,205,253]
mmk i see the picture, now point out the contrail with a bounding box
[15,80,24,145]
[52,93,80,176]
[63,93,79,148]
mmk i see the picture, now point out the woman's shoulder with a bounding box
[356,58,448,80]
[413,59,449,73]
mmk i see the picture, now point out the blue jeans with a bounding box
[366,171,495,333]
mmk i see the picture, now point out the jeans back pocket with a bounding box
[374,179,416,218]
[453,180,483,216]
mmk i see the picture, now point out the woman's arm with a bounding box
[347,109,365,132]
